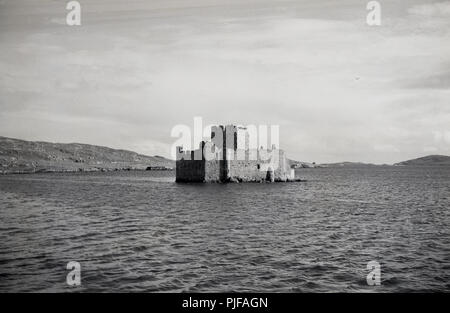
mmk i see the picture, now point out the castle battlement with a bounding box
[176,125,294,183]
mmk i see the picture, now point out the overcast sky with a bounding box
[0,0,449,163]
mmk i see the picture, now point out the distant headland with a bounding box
[393,155,450,166]
[291,155,450,168]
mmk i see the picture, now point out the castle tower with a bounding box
[176,124,295,183]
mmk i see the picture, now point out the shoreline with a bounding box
[0,167,174,175]
[2,163,450,176]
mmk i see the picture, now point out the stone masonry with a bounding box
[176,125,295,183]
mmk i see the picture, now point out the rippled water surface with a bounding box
[0,167,449,292]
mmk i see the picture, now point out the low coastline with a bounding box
[0,166,174,175]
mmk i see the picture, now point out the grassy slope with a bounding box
[0,136,174,174]
[394,155,450,166]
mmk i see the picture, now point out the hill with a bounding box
[394,155,450,166]
[319,161,381,168]
[289,159,380,168]
[0,136,174,174]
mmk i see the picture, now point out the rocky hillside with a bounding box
[394,155,450,166]
[0,136,174,174]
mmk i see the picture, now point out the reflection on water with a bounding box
[0,167,449,292]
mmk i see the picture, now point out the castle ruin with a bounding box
[176,125,295,183]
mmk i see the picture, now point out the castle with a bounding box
[176,125,295,183]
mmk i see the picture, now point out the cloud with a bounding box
[0,0,449,163]
[402,70,450,89]
[49,17,66,25]
[408,1,450,16]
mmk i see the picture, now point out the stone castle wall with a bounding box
[227,149,293,182]
[176,159,205,182]
[175,125,294,183]
[204,159,221,182]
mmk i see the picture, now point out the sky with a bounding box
[0,0,449,164]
